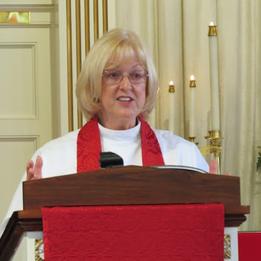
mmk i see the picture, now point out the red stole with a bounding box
[77,118,164,172]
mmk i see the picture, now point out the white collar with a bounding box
[98,121,141,141]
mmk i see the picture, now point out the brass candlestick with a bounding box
[205,130,222,174]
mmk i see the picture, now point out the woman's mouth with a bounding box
[116,96,134,102]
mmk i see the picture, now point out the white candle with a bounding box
[189,75,196,137]
[208,21,220,130]
[207,110,212,132]
[168,80,175,132]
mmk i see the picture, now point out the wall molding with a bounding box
[0,4,55,12]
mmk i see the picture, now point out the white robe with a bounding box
[0,122,208,237]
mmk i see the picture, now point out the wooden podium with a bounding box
[0,166,250,260]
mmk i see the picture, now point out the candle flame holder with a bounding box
[168,84,175,93]
[208,24,217,36]
[189,80,196,88]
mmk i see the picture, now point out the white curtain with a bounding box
[218,0,261,230]
[109,0,261,230]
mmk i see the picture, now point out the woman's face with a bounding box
[99,59,147,130]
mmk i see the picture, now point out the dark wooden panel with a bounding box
[23,166,241,211]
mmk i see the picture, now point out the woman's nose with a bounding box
[119,75,132,89]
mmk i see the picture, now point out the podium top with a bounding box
[23,166,247,214]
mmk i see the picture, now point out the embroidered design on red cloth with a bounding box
[77,118,165,172]
[140,118,164,166]
[42,204,224,260]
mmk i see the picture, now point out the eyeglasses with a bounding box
[103,70,148,85]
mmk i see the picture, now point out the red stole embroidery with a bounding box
[77,118,164,172]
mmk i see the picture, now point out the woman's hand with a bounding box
[26,155,43,180]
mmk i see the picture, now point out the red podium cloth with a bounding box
[42,204,224,261]
[238,232,261,261]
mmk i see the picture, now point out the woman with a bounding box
[1,28,208,236]
[26,28,208,180]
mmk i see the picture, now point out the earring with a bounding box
[93,97,100,103]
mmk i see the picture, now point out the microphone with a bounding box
[100,152,124,168]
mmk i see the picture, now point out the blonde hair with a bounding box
[76,28,158,120]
